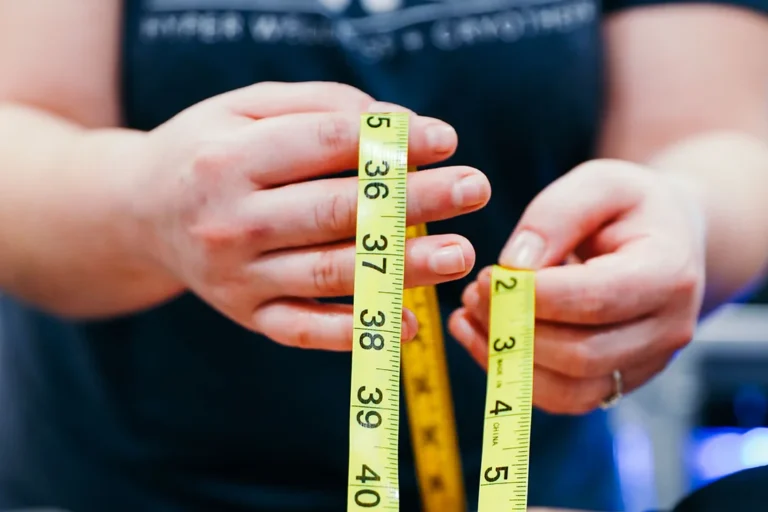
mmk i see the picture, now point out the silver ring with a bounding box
[599,370,623,410]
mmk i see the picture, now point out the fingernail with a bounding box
[401,308,418,341]
[429,245,467,275]
[452,174,489,208]
[426,124,457,153]
[500,230,546,269]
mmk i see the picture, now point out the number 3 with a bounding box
[493,336,516,352]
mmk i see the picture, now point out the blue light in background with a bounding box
[688,427,768,490]
[686,383,768,490]
[740,428,768,467]
[615,423,658,512]
[693,430,744,481]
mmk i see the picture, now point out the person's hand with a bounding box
[448,160,705,414]
[128,81,490,349]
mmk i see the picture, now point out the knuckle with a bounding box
[293,322,314,349]
[572,158,640,181]
[461,283,478,309]
[568,383,602,414]
[190,217,271,258]
[574,283,612,322]
[568,342,601,378]
[314,192,354,235]
[587,382,612,412]
[317,114,355,152]
[568,160,616,187]
[405,190,425,222]
[241,216,274,244]
[551,376,603,414]
[545,386,586,415]
[566,159,648,201]
[189,222,239,254]
[672,264,701,297]
[545,395,571,414]
[323,82,374,108]
[312,250,346,296]
[562,384,591,414]
[668,321,695,350]
[192,140,239,179]
[249,305,272,336]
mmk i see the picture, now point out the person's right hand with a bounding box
[129,81,490,350]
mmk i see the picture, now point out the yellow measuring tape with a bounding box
[348,112,535,511]
[402,220,466,511]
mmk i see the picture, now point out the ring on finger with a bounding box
[599,369,623,410]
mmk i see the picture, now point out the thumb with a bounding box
[499,160,647,269]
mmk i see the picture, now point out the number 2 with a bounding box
[494,276,517,293]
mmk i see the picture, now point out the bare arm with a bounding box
[0,1,182,318]
[599,4,768,314]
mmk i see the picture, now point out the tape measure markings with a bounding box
[477,267,535,511]
[348,113,409,511]
[349,113,535,512]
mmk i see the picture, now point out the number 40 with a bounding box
[354,464,381,508]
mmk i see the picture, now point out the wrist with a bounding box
[649,131,768,230]
[655,169,709,244]
[79,128,185,299]
[649,131,768,310]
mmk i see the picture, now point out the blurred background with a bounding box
[610,284,768,512]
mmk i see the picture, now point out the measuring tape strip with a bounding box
[349,112,535,512]
[348,113,409,510]
[478,266,535,511]
[403,219,466,512]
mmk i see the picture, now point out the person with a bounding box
[2,1,768,511]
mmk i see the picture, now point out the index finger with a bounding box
[224,110,457,187]
[215,81,376,118]
[534,241,675,325]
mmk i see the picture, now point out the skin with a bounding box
[449,5,768,414]
[0,3,490,348]
[1,2,768,416]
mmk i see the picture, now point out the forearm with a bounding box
[0,102,182,318]
[646,131,768,314]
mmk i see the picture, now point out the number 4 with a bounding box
[489,400,512,415]
[356,464,381,484]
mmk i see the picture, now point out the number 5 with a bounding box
[483,466,509,483]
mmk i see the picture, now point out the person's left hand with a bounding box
[448,159,707,414]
